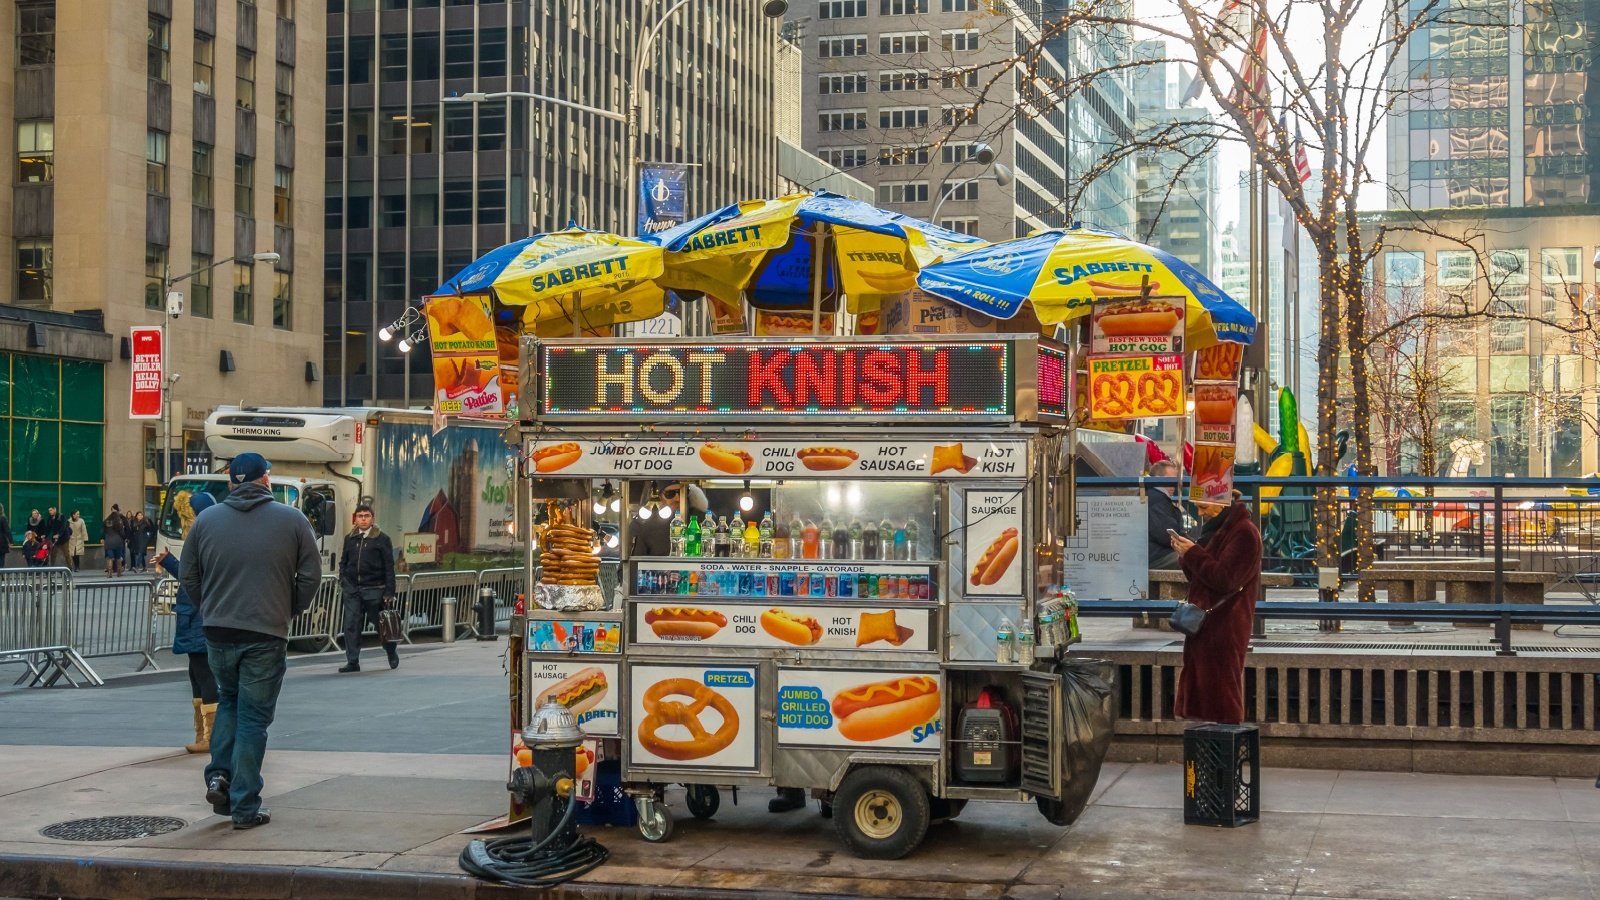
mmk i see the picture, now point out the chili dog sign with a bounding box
[631,603,934,652]
[776,668,942,750]
[537,340,1013,419]
[528,438,1027,479]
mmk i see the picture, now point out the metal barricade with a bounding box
[0,567,100,687]
[69,578,165,669]
[327,573,411,649]
[398,570,479,641]
[288,574,342,652]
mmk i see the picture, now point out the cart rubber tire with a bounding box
[1036,796,1073,826]
[636,796,674,842]
[930,797,968,824]
[685,784,720,820]
[832,766,930,860]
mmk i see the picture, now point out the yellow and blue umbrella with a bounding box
[435,226,667,333]
[915,225,1256,347]
[649,190,985,316]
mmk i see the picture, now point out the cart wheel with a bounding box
[685,784,720,820]
[930,797,968,824]
[635,796,674,843]
[1035,795,1073,826]
[832,766,929,860]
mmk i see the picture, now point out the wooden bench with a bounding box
[1133,570,1295,629]
[1355,564,1557,629]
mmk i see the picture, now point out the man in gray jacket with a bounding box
[180,452,321,830]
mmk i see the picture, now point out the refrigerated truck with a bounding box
[155,406,519,571]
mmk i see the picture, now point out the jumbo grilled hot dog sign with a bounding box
[537,340,1013,419]
[528,438,1027,479]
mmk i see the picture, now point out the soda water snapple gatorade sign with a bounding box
[776,669,942,750]
[630,664,756,769]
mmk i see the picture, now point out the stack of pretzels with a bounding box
[542,523,600,586]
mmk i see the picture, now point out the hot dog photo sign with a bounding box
[631,602,934,652]
[528,438,1027,480]
[776,669,943,750]
[962,490,1024,596]
[629,664,757,769]
[528,661,620,736]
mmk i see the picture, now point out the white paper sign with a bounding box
[630,602,934,651]
[1061,493,1149,599]
[529,438,1027,480]
[629,664,757,769]
[776,668,942,750]
[526,661,619,736]
[962,490,1024,596]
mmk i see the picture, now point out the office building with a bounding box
[795,0,1135,242]
[4,0,324,519]
[1130,40,1217,276]
[323,0,781,407]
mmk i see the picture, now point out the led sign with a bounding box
[540,340,1013,419]
[1036,345,1068,419]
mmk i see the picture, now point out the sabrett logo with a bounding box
[531,256,630,292]
[1053,261,1154,286]
[682,224,762,252]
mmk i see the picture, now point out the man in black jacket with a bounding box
[338,503,398,672]
[1147,460,1190,570]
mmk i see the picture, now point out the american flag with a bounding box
[1230,18,1271,141]
[1294,127,1313,183]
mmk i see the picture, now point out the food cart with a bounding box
[508,333,1113,859]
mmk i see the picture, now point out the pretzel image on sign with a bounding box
[636,678,740,761]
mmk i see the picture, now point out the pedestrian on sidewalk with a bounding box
[129,511,154,573]
[1169,491,1262,724]
[338,503,399,673]
[159,492,218,754]
[67,511,88,571]
[0,503,11,567]
[103,505,127,576]
[44,506,66,567]
[22,531,47,567]
[180,452,321,830]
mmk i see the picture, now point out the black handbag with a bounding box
[377,600,404,644]
[1168,586,1245,637]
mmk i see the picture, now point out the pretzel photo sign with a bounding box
[1085,353,1185,420]
[629,664,757,769]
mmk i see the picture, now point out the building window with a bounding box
[236,49,255,109]
[326,110,343,157]
[878,145,930,166]
[877,181,930,203]
[879,32,930,54]
[442,179,473,225]
[940,104,979,126]
[346,180,372,229]
[818,110,868,132]
[16,240,51,305]
[327,37,344,87]
[820,147,869,169]
[16,120,53,183]
[479,28,506,78]
[942,68,979,89]
[412,32,440,80]
[273,271,291,329]
[379,179,406,228]
[478,177,506,225]
[380,35,407,81]
[940,179,979,201]
[235,155,254,216]
[477,102,506,151]
[818,35,868,58]
[818,74,868,94]
[146,130,169,194]
[148,14,170,82]
[324,188,342,230]
[348,35,374,84]
[443,104,474,152]
[192,143,213,206]
[17,1,54,66]
[348,111,373,156]
[881,0,927,12]
[277,0,294,18]
[233,263,254,324]
[941,143,984,163]
[938,217,980,235]
[879,107,929,129]
[410,178,438,226]
[190,255,213,318]
[274,166,292,225]
[941,29,980,52]
[879,70,929,92]
[275,63,293,124]
[819,0,866,16]
[444,29,474,79]
[942,0,976,9]
[194,35,214,95]
[145,245,167,310]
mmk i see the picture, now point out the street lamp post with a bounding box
[158,250,280,489]
[929,145,1012,224]
[444,1,788,233]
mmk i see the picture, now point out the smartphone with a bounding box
[1165,528,1180,539]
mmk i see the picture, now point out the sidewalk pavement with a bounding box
[3,645,1598,898]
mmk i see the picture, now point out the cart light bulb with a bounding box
[739,493,754,512]
[638,503,655,521]
[605,533,620,549]
[610,497,622,513]
[592,500,606,515]
[658,503,673,519]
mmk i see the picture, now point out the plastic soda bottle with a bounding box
[801,519,820,559]
[684,512,702,557]
[848,519,863,559]
[729,514,745,558]
[744,516,761,558]
[904,519,919,560]
[863,519,881,559]
[892,523,909,560]
[773,517,791,559]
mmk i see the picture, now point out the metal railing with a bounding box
[0,567,100,686]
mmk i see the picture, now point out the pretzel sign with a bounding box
[636,678,740,761]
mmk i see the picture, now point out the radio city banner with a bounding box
[129,326,164,419]
[638,163,689,236]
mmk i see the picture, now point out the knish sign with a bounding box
[540,340,1013,418]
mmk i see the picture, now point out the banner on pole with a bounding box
[129,326,164,420]
[638,162,690,236]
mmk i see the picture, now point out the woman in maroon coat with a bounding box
[1169,496,1262,724]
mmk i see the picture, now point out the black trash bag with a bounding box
[1038,656,1117,826]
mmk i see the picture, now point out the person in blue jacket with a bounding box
[156,491,218,754]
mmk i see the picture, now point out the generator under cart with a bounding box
[512,334,1115,859]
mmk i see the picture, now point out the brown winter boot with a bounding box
[186,701,216,754]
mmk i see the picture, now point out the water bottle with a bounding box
[758,511,775,558]
[904,519,919,560]
[669,511,686,556]
[892,523,909,561]
[1017,623,1035,665]
[715,515,730,558]
[995,617,1015,664]
[729,514,745,558]
[863,519,881,559]
[848,519,864,560]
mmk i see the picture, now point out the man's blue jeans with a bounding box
[205,638,288,822]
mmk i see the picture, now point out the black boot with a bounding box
[768,787,806,813]
[385,642,399,669]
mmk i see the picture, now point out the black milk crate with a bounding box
[1183,724,1259,827]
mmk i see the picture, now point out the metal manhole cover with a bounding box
[40,815,187,841]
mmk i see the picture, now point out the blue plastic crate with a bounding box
[574,760,636,827]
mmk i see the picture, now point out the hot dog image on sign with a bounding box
[528,661,619,736]
[629,664,757,769]
[963,491,1024,596]
[776,669,942,750]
